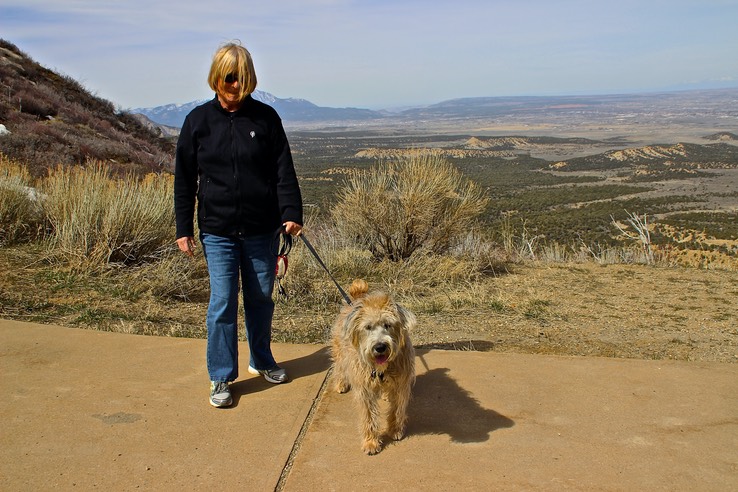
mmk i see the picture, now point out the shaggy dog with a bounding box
[330,279,416,455]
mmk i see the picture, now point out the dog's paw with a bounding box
[362,438,382,455]
[388,425,406,441]
[390,429,405,441]
[386,414,407,441]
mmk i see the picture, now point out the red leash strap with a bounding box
[274,227,292,298]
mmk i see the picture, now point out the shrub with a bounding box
[41,161,175,269]
[277,220,509,313]
[331,151,489,260]
[17,89,58,118]
[0,154,45,244]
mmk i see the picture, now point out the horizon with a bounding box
[3,1,738,110]
[135,85,738,113]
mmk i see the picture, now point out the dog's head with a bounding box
[341,279,416,369]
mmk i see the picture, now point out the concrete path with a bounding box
[2,320,737,491]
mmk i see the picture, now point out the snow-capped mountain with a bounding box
[133,90,384,128]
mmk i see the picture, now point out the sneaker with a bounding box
[248,365,288,384]
[209,381,232,408]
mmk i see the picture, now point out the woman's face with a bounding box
[217,72,242,110]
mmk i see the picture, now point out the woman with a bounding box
[174,42,303,408]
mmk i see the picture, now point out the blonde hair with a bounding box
[207,41,257,103]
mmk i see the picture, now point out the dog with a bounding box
[330,279,416,455]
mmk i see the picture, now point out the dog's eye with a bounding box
[384,323,391,330]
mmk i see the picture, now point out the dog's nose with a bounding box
[374,343,387,354]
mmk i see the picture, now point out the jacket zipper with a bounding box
[230,114,242,234]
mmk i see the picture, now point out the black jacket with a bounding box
[174,96,303,238]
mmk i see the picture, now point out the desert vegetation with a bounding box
[331,152,489,260]
[2,148,737,362]
[1,38,736,362]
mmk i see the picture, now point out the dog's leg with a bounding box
[386,380,411,441]
[358,389,382,455]
[333,369,350,393]
[331,340,350,393]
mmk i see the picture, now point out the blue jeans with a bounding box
[200,232,278,382]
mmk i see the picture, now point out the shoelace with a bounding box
[213,381,229,394]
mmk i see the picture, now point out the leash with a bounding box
[299,233,352,305]
[273,227,352,305]
[273,227,293,298]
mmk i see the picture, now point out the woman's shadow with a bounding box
[407,359,514,443]
[228,346,331,407]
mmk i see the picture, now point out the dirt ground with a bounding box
[406,262,738,363]
[1,245,736,364]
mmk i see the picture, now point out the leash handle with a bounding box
[274,226,293,257]
[273,227,293,299]
[299,233,352,305]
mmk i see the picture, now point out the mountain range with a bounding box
[132,90,383,128]
[133,87,738,136]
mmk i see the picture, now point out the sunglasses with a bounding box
[224,73,239,84]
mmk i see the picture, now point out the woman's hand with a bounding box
[176,236,196,257]
[283,221,302,236]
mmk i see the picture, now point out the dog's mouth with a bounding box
[374,354,389,365]
[373,343,390,365]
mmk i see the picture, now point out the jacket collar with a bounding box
[210,94,255,115]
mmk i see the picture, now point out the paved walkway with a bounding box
[2,319,737,491]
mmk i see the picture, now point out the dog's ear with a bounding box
[392,303,416,353]
[342,304,363,348]
[396,304,417,332]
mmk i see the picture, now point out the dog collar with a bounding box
[370,369,385,382]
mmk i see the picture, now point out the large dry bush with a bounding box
[331,152,489,260]
[41,162,175,268]
[0,153,45,244]
[277,215,509,317]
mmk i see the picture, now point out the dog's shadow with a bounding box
[407,365,514,443]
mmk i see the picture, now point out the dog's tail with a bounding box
[348,279,369,300]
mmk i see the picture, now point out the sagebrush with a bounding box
[41,161,176,268]
[331,152,489,260]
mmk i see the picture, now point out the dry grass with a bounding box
[41,162,175,268]
[1,157,736,363]
[437,261,738,363]
[0,154,44,244]
[1,233,736,362]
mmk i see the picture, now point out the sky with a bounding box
[2,0,738,110]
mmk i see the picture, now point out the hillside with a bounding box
[0,39,174,176]
[551,142,738,171]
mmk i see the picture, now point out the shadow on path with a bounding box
[230,346,331,407]
[407,366,514,443]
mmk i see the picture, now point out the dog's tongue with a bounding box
[375,354,388,365]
